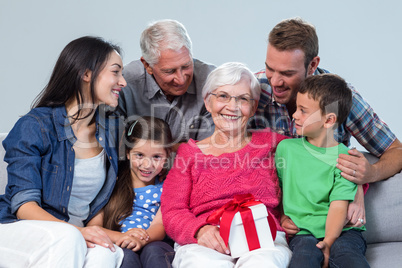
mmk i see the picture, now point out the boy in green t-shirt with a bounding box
[275,74,369,268]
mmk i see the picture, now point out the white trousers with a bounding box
[0,220,123,268]
[173,231,292,268]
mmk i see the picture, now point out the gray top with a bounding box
[68,149,106,227]
[118,59,216,143]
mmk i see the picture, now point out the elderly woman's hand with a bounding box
[196,225,230,255]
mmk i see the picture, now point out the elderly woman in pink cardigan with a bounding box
[161,62,292,267]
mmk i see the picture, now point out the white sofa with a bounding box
[0,132,401,266]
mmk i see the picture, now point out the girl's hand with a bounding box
[125,228,150,241]
[79,225,116,252]
[196,225,230,255]
[116,234,144,251]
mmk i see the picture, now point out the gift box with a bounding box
[228,203,275,258]
[206,194,277,258]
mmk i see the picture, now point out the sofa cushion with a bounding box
[364,173,402,244]
[363,153,402,244]
[366,242,402,267]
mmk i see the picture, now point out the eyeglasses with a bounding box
[209,92,254,105]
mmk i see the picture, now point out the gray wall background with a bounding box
[1,0,400,151]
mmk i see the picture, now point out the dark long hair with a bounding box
[103,116,173,231]
[31,36,122,121]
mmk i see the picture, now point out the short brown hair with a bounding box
[299,74,352,125]
[269,17,319,69]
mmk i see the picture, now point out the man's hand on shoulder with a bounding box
[337,139,402,184]
[337,148,372,184]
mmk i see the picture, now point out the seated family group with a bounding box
[0,18,401,268]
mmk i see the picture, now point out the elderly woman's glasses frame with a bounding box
[209,92,254,106]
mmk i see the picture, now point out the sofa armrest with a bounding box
[363,152,402,244]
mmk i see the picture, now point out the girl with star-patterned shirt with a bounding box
[88,116,174,268]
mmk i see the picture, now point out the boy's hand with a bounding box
[280,215,299,237]
[316,241,330,268]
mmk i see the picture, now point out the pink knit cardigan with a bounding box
[161,129,287,245]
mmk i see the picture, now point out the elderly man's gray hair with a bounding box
[140,19,193,66]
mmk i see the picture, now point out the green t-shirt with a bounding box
[275,138,365,238]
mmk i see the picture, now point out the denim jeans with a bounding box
[288,230,369,268]
[120,241,175,268]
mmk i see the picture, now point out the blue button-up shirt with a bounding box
[0,105,119,224]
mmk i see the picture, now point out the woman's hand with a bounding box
[115,233,144,251]
[79,225,116,252]
[16,202,117,252]
[196,225,230,255]
[125,228,150,242]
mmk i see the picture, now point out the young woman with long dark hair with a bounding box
[0,36,126,267]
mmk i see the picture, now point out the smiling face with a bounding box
[293,92,326,138]
[143,46,194,100]
[205,79,257,135]
[265,44,310,106]
[94,50,127,107]
[127,139,168,188]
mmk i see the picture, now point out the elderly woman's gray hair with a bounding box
[140,19,193,66]
[202,62,261,101]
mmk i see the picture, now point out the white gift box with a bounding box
[228,203,275,258]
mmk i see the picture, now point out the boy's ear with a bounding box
[324,113,337,128]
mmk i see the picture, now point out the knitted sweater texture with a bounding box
[161,129,286,245]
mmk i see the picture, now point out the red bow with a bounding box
[206,193,276,251]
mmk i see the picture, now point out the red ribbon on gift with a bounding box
[206,193,277,251]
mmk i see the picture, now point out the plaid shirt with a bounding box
[252,67,396,157]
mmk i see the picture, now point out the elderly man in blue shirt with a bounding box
[118,19,216,146]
